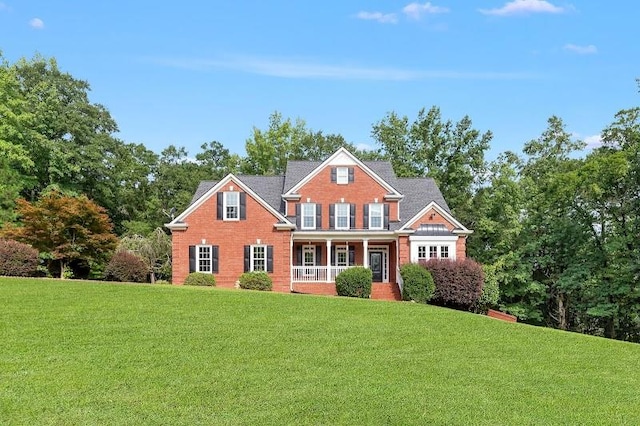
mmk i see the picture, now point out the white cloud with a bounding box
[563,43,597,54]
[355,11,398,24]
[479,0,565,16]
[584,134,603,148]
[402,2,449,20]
[149,55,539,81]
[29,17,44,29]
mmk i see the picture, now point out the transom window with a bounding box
[302,203,316,229]
[369,203,383,229]
[224,191,239,220]
[197,245,212,272]
[335,246,348,266]
[251,245,266,271]
[336,167,349,184]
[336,203,349,229]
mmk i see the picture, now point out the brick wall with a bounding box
[171,179,291,291]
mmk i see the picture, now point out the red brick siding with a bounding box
[401,207,468,260]
[171,180,291,291]
[287,165,400,227]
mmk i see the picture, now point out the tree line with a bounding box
[1,53,639,342]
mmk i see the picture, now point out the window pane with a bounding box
[370,203,383,229]
[429,246,438,258]
[336,167,348,184]
[252,245,265,271]
[198,246,211,272]
[418,246,426,259]
[225,192,239,219]
[302,203,315,229]
[441,246,449,258]
[336,203,349,228]
[336,247,348,266]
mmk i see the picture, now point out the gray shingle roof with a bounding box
[188,157,452,230]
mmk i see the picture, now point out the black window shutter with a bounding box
[350,204,356,229]
[239,192,246,220]
[316,245,322,265]
[348,245,355,266]
[243,245,250,272]
[384,204,390,229]
[189,245,196,272]
[267,246,274,273]
[331,246,335,264]
[216,193,223,220]
[295,203,301,229]
[329,204,335,229]
[296,245,302,266]
[348,167,354,182]
[330,167,337,182]
[316,204,322,230]
[363,204,369,229]
[212,246,219,273]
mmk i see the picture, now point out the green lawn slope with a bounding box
[1,278,638,425]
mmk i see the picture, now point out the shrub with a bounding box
[238,271,272,291]
[0,239,39,277]
[104,251,148,283]
[423,258,484,310]
[473,264,500,313]
[335,266,372,298]
[184,272,216,287]
[400,263,435,303]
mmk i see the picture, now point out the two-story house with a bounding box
[166,148,472,300]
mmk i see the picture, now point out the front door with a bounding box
[369,251,383,282]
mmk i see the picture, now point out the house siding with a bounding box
[172,180,291,291]
[288,165,399,228]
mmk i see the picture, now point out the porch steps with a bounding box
[371,283,402,301]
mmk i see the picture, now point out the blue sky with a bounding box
[1,1,638,159]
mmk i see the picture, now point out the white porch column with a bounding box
[363,239,369,268]
[326,239,332,282]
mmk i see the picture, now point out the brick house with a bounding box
[166,148,472,300]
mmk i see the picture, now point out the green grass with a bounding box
[1,278,639,425]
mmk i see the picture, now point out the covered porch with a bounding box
[289,234,402,300]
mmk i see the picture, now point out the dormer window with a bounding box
[336,167,349,184]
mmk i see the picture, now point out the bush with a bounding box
[400,263,435,303]
[335,266,372,298]
[0,239,39,277]
[473,264,500,313]
[423,258,484,310]
[184,272,216,287]
[238,271,272,291]
[104,251,148,283]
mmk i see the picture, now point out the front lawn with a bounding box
[1,278,638,424]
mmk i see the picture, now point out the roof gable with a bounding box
[400,201,471,234]
[168,174,291,228]
[283,148,402,197]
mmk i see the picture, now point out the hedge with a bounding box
[423,258,484,310]
[335,266,372,298]
[184,272,217,287]
[238,271,272,291]
[400,263,435,303]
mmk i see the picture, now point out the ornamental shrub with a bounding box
[0,239,39,277]
[473,264,500,313]
[104,250,148,283]
[238,271,272,291]
[184,272,216,287]
[423,258,484,310]
[335,266,372,298]
[400,263,435,303]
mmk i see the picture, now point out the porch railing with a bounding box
[292,266,351,282]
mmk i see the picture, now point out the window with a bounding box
[303,245,316,266]
[440,246,449,258]
[335,246,348,266]
[198,245,212,272]
[224,191,239,220]
[251,245,266,271]
[417,246,427,260]
[369,203,383,229]
[336,203,349,229]
[336,167,349,184]
[429,246,438,258]
[302,203,316,229]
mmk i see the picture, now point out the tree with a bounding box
[2,190,118,278]
[372,106,491,226]
[118,228,172,283]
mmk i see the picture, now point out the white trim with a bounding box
[301,203,316,230]
[196,244,213,273]
[409,235,458,262]
[400,201,472,234]
[250,244,267,272]
[369,203,383,230]
[367,245,389,283]
[302,245,316,267]
[335,203,350,230]
[223,191,240,221]
[284,147,402,197]
[167,174,293,229]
